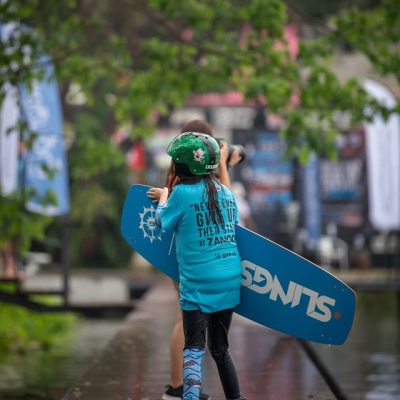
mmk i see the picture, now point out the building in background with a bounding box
[141,80,399,270]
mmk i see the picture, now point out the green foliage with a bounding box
[0,298,78,352]
[0,193,51,253]
[331,0,400,81]
[356,291,398,315]
[0,0,397,156]
[1,0,400,265]
[286,0,382,20]
[66,85,132,268]
[283,0,400,159]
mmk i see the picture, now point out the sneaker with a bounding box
[162,384,211,400]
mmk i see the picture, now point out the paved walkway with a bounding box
[62,276,337,400]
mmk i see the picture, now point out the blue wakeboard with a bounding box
[121,184,356,345]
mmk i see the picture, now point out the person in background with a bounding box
[148,132,245,400]
[1,241,18,278]
[1,139,26,279]
[148,120,242,400]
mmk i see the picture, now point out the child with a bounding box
[147,132,245,400]
[152,119,242,400]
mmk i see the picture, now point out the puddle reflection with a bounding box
[0,319,124,400]
[313,292,400,400]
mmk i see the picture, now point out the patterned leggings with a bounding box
[182,308,242,400]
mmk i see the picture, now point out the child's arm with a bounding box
[217,142,243,189]
[217,142,231,189]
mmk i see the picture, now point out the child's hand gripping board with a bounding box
[121,184,356,345]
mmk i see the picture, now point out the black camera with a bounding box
[216,138,246,166]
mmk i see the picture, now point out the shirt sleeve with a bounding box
[155,188,183,231]
[155,204,166,227]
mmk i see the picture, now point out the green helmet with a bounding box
[167,132,220,176]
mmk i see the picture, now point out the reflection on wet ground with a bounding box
[313,292,400,399]
[61,278,333,399]
[0,287,400,400]
[61,280,400,400]
[0,319,125,400]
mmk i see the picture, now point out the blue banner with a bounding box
[19,54,70,216]
[232,129,294,241]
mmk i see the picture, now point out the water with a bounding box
[312,291,400,399]
[0,318,125,400]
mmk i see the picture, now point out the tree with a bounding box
[286,0,400,161]
[0,0,399,264]
[286,0,381,20]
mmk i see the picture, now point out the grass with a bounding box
[0,284,79,353]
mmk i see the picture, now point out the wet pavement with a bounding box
[0,318,126,400]
[62,276,336,400]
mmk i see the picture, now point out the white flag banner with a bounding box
[0,23,20,196]
[364,79,400,230]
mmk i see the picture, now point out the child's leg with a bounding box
[1,242,17,278]
[169,288,185,389]
[207,309,243,400]
[183,347,205,399]
[182,310,208,400]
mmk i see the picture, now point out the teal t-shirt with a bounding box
[156,180,242,313]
